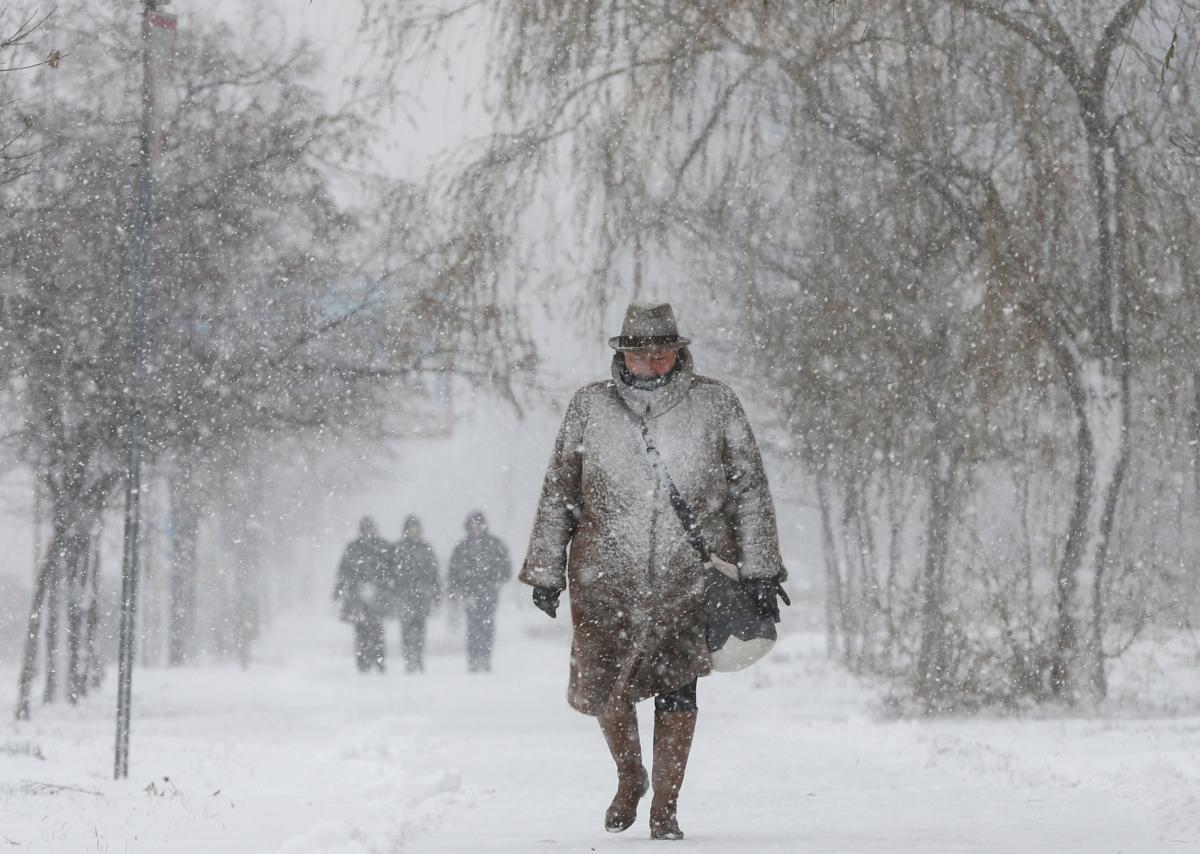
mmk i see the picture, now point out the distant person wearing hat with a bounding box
[391,514,441,673]
[521,302,788,840]
[447,511,512,672]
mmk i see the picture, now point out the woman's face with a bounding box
[624,349,678,379]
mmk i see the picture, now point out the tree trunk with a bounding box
[66,530,93,704]
[814,462,848,661]
[838,487,863,668]
[1047,345,1094,700]
[85,535,104,690]
[1047,348,1128,702]
[852,481,881,669]
[41,513,91,705]
[15,475,114,720]
[1048,107,1132,702]
[883,468,905,666]
[914,443,956,712]
[1089,364,1130,699]
[1086,134,1134,701]
[41,551,62,705]
[65,546,85,704]
[41,570,61,705]
[15,537,58,720]
[168,461,202,666]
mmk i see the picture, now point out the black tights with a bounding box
[654,679,698,713]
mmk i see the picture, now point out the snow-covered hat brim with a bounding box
[607,334,691,352]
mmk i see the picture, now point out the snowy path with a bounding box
[3,602,1198,853]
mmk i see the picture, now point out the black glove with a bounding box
[532,585,562,619]
[744,577,790,623]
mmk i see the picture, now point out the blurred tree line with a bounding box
[0,2,527,719]
[365,0,1200,711]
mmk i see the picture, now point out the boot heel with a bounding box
[649,804,684,841]
[605,766,648,832]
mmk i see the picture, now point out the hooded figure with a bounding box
[448,510,512,672]
[392,514,441,672]
[521,302,787,841]
[333,516,395,673]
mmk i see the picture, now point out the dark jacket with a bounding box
[520,349,785,716]
[392,535,441,619]
[334,534,396,623]
[448,532,511,610]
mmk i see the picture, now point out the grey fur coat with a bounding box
[521,350,785,715]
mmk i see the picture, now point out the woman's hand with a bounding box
[532,585,562,618]
[744,577,790,623]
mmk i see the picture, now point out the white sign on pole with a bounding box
[147,10,178,162]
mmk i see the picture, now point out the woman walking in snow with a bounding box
[522,303,788,840]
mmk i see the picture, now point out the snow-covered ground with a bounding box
[3,599,1199,853]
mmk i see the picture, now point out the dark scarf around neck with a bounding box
[617,353,683,390]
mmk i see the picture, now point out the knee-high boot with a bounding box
[649,709,697,841]
[598,704,649,832]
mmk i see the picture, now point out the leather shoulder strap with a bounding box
[621,403,711,566]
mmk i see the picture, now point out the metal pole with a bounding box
[115,0,158,781]
[32,473,41,574]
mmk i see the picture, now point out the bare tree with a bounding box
[1,5,424,714]
[0,7,54,188]
[363,0,1200,710]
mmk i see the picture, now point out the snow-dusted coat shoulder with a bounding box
[521,351,785,716]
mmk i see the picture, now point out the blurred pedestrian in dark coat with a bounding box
[333,517,395,673]
[392,514,441,672]
[447,511,511,672]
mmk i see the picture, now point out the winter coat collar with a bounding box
[610,348,695,420]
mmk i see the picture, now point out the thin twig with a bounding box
[20,780,104,797]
